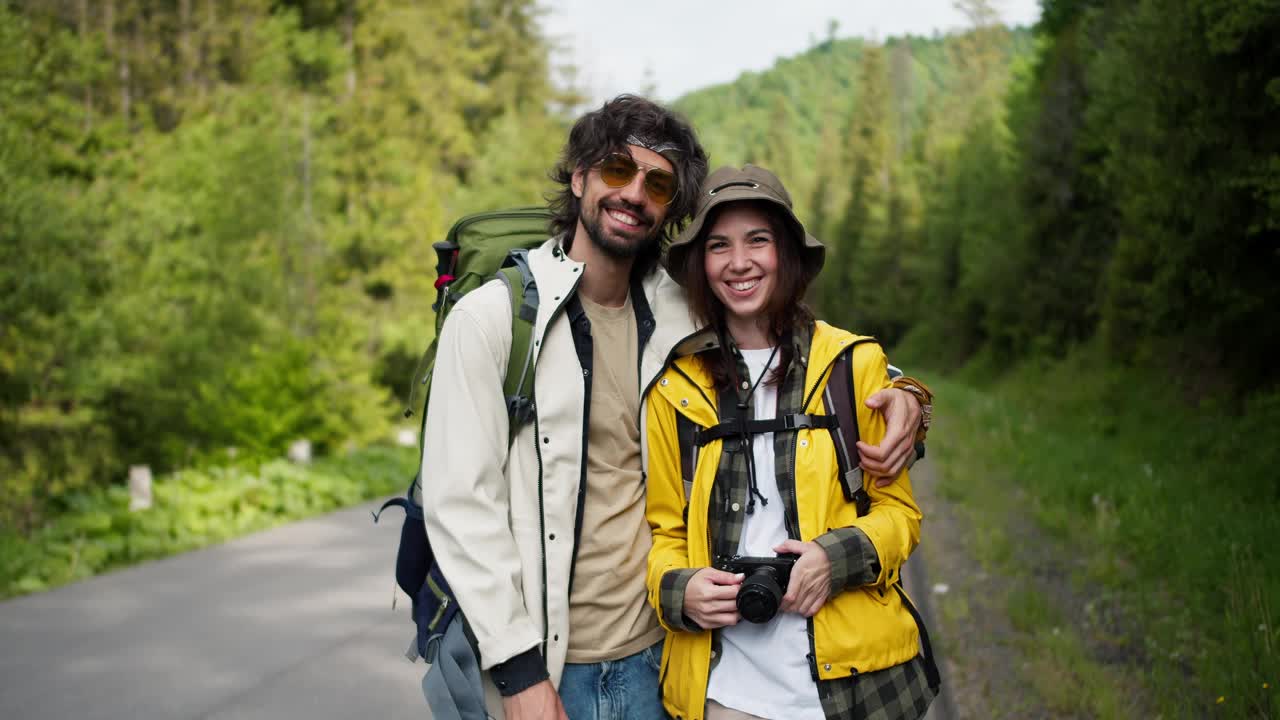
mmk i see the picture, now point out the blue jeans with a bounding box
[559,639,670,720]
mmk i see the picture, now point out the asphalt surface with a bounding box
[2,472,955,720]
[0,501,426,720]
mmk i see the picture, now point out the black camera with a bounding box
[716,553,799,624]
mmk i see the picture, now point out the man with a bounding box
[420,95,927,720]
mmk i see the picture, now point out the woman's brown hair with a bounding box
[681,200,816,390]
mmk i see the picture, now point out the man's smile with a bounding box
[606,207,641,227]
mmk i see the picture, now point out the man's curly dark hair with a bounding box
[547,95,709,275]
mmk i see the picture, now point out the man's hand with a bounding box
[501,680,569,720]
[856,388,922,486]
[684,567,743,629]
[774,540,832,617]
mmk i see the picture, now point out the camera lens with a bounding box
[737,566,783,623]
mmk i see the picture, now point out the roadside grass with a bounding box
[919,347,1280,719]
[0,445,416,600]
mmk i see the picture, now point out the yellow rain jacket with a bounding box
[644,321,924,720]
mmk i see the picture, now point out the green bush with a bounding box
[923,348,1280,718]
[0,445,415,599]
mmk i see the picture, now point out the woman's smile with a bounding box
[703,203,780,348]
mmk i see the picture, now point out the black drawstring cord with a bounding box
[743,447,767,515]
[729,342,780,515]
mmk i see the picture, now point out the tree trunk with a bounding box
[78,0,94,132]
[120,4,132,127]
[302,96,313,231]
[201,0,216,100]
[343,0,356,99]
[179,0,194,91]
[300,95,322,336]
[104,0,116,117]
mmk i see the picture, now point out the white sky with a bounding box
[539,0,1043,105]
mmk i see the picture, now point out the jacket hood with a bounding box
[657,321,872,416]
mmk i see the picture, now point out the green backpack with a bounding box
[375,206,552,661]
[403,207,553,425]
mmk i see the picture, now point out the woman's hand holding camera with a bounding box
[773,540,832,617]
[684,568,744,629]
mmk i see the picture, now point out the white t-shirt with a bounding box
[705,347,825,720]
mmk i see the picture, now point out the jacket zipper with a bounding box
[785,429,801,542]
[530,409,550,658]
[527,267,580,657]
[789,419,820,681]
[796,353,824,685]
[569,349,591,595]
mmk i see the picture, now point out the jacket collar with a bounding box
[526,236,698,387]
[669,321,872,399]
[526,236,585,342]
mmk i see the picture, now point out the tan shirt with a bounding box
[566,294,664,662]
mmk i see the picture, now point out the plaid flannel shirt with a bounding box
[658,321,934,720]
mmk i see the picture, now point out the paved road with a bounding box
[2,475,955,720]
[0,501,426,720]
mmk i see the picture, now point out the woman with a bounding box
[644,165,937,720]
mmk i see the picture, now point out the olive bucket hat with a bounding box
[665,164,825,287]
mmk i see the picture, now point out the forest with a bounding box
[2,0,1278,715]
[2,0,573,533]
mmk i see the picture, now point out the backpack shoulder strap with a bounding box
[822,340,875,516]
[673,382,743,520]
[675,412,698,522]
[494,250,538,430]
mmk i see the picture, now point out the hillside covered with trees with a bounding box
[3,1,1278,714]
[678,1,1278,386]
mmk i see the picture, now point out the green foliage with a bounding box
[0,446,416,600]
[3,1,564,529]
[1089,0,1280,380]
[1,6,117,532]
[925,350,1280,718]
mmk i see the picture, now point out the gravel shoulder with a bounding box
[911,451,1152,719]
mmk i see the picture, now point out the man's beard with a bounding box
[582,200,661,260]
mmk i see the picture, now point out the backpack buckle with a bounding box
[507,395,535,427]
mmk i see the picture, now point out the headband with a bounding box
[626,134,682,155]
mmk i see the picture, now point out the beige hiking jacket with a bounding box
[420,236,698,697]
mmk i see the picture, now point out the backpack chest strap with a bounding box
[692,413,839,447]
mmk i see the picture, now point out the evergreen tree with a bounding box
[825,43,892,333]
